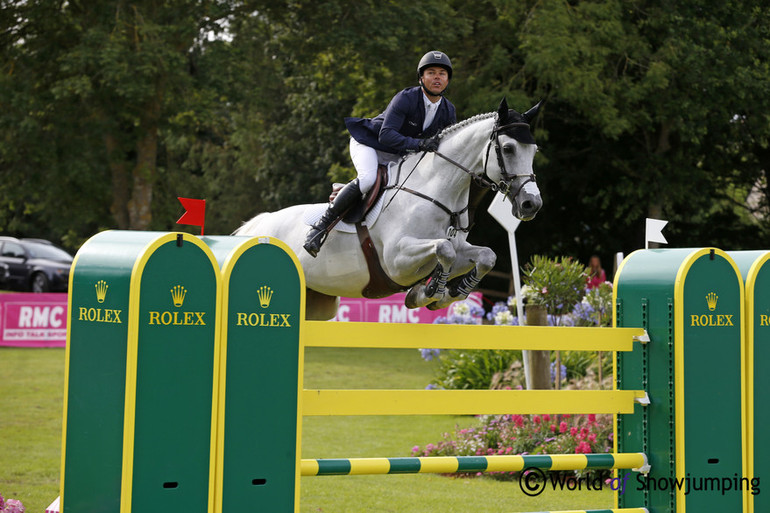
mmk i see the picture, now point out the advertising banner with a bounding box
[0,293,67,347]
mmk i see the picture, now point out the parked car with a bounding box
[0,237,73,292]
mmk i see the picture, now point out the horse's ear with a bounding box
[497,97,509,121]
[522,100,543,123]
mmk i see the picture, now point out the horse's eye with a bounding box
[502,143,516,154]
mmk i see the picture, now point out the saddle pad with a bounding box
[302,164,396,233]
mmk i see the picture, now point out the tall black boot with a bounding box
[304,180,362,257]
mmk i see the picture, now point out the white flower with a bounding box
[451,301,470,316]
[495,310,515,326]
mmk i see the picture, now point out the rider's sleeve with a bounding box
[378,90,421,153]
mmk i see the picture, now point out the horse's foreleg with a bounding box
[389,237,456,309]
[433,244,497,309]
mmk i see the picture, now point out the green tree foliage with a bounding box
[1,0,768,264]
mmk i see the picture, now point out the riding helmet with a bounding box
[417,51,453,80]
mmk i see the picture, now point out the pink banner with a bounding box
[0,293,68,347]
[332,292,480,323]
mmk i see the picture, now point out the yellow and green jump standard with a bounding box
[728,250,770,513]
[615,248,747,513]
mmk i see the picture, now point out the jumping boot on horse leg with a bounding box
[303,179,362,257]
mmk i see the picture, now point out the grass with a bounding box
[0,346,615,512]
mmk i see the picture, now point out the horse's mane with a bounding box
[438,112,497,139]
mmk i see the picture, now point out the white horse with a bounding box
[235,99,543,320]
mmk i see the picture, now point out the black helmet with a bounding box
[417,51,453,80]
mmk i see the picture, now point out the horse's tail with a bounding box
[233,212,270,236]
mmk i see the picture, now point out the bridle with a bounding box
[384,116,537,237]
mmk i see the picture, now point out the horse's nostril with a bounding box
[521,200,533,211]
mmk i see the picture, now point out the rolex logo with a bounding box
[706,292,718,311]
[171,285,187,307]
[95,280,108,303]
[258,286,273,308]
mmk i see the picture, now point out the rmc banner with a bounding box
[0,293,68,347]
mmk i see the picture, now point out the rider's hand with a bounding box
[418,135,440,152]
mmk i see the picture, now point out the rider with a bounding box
[303,50,458,257]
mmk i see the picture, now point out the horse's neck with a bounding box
[411,117,494,206]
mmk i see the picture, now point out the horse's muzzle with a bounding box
[514,192,542,221]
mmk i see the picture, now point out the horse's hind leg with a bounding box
[306,288,340,320]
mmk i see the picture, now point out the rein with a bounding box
[383,118,537,237]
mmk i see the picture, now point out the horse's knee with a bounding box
[435,240,456,268]
[476,248,496,274]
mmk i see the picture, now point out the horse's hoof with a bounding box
[405,287,422,308]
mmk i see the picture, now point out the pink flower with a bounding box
[411,445,420,455]
[559,421,568,433]
[588,433,597,443]
[533,415,542,424]
[550,424,557,433]
[575,441,591,454]
[588,414,596,424]
[543,414,551,421]
[513,415,524,427]
[541,287,548,295]
[4,499,25,513]
[570,427,578,436]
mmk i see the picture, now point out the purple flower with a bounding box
[420,348,441,361]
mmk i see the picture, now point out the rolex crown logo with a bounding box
[95,280,108,303]
[706,292,718,311]
[258,286,273,308]
[171,285,187,308]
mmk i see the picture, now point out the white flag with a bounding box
[645,218,668,248]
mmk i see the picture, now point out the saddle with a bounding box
[330,165,389,223]
[329,165,408,298]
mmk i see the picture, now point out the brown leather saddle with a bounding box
[329,166,408,298]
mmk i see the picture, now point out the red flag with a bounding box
[177,197,206,235]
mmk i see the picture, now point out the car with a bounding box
[0,237,73,292]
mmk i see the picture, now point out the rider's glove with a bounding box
[418,135,440,152]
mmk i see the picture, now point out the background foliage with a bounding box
[2,1,769,277]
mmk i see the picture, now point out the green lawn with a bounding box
[0,346,614,513]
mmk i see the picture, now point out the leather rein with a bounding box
[384,120,537,237]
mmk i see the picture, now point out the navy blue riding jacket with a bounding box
[344,86,457,155]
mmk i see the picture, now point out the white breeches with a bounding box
[349,138,399,194]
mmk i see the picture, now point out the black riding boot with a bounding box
[303,180,362,257]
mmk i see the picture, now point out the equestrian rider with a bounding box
[303,50,458,257]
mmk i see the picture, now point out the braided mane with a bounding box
[438,112,497,139]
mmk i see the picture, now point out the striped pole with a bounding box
[524,510,649,513]
[301,452,648,476]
